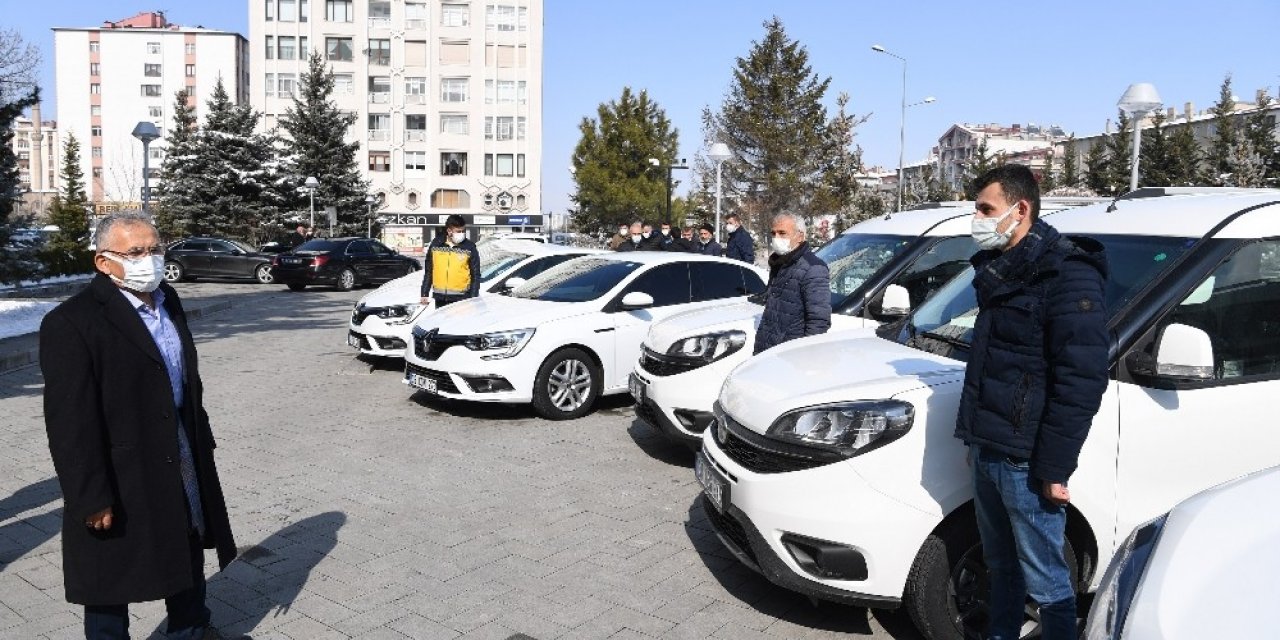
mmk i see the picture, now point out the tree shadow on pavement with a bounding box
[195,511,347,639]
[626,418,696,468]
[0,477,62,572]
[681,499,924,639]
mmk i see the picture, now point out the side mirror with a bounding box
[620,291,655,310]
[1127,323,1215,386]
[504,277,527,291]
[880,284,911,317]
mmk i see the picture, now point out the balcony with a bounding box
[406,19,428,30]
[405,94,426,104]
[368,92,390,104]
[368,130,391,142]
[404,130,427,142]
[368,17,391,29]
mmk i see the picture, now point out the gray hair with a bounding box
[773,212,806,236]
[93,212,156,252]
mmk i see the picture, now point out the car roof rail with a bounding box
[1107,186,1280,211]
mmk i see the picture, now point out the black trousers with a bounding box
[433,293,472,308]
[83,533,210,640]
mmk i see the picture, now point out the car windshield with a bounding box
[510,258,642,303]
[295,239,344,252]
[818,233,917,306]
[900,234,1198,356]
[478,249,532,281]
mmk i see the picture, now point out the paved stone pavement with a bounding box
[0,282,924,639]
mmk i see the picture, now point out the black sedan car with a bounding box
[271,237,420,291]
[164,237,277,284]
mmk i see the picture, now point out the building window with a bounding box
[405,77,427,103]
[368,39,390,65]
[486,5,516,31]
[333,73,354,95]
[299,0,309,22]
[92,146,103,158]
[431,189,469,208]
[325,0,352,21]
[144,63,162,77]
[277,36,296,60]
[487,44,528,67]
[368,0,391,27]
[517,116,526,140]
[277,73,297,96]
[404,40,427,67]
[149,147,165,161]
[368,151,390,172]
[185,64,196,77]
[90,83,101,94]
[265,35,274,59]
[517,153,525,177]
[264,72,276,97]
[485,79,525,104]
[278,0,297,21]
[442,3,469,26]
[405,114,427,141]
[91,126,103,137]
[299,36,308,57]
[148,106,163,118]
[89,41,100,53]
[141,84,163,97]
[265,0,275,20]
[326,37,352,61]
[185,43,195,54]
[440,113,468,134]
[92,167,103,179]
[147,42,161,54]
[407,191,419,207]
[441,152,467,176]
[91,105,102,116]
[405,2,429,28]
[485,116,514,141]
[368,76,391,103]
[440,41,469,65]
[440,77,468,103]
[90,62,100,76]
[368,113,391,141]
[405,151,426,170]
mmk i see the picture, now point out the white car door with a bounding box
[1114,239,1280,547]
[607,263,695,390]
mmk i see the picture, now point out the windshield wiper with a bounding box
[918,330,970,350]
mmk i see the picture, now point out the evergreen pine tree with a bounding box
[155,90,201,238]
[569,87,678,233]
[702,16,836,240]
[1060,135,1080,188]
[962,138,1000,199]
[1039,149,1057,193]
[1083,139,1111,196]
[0,87,41,284]
[278,52,368,236]
[1139,111,1176,187]
[198,77,283,241]
[1167,120,1202,186]
[42,132,94,275]
[1242,90,1279,185]
[1104,110,1133,193]
[810,93,868,222]
[1203,74,1237,185]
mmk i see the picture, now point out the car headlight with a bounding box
[767,400,914,457]
[667,330,748,363]
[1083,513,1168,640]
[463,328,535,360]
[384,302,427,325]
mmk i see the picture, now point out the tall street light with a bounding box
[708,142,732,243]
[365,193,379,238]
[303,175,320,231]
[131,121,160,217]
[872,44,913,213]
[1118,83,1162,192]
[648,157,689,226]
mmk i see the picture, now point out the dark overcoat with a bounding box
[40,274,236,606]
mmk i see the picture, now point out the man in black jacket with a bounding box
[955,165,1108,640]
[695,223,722,256]
[615,221,646,252]
[723,213,754,264]
[753,213,831,354]
[41,212,237,639]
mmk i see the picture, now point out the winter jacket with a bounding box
[421,236,481,298]
[954,219,1109,484]
[753,242,832,354]
[725,227,754,263]
[616,238,646,252]
[697,240,723,256]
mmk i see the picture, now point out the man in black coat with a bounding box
[723,213,755,264]
[41,212,237,639]
[753,213,831,354]
[615,221,646,252]
[284,224,309,248]
[695,223,723,256]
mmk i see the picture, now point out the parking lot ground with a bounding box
[0,282,922,639]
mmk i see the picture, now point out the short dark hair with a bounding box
[445,214,466,229]
[725,213,741,224]
[971,164,1041,220]
[698,223,714,234]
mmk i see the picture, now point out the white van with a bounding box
[697,189,1280,640]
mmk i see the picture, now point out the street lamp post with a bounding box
[872,44,915,213]
[303,175,319,231]
[647,157,688,227]
[365,193,378,238]
[1118,83,1163,193]
[131,122,160,217]
[708,143,732,243]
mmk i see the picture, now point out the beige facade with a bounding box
[10,103,60,220]
[249,0,544,245]
[937,123,1070,191]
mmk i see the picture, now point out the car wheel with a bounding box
[163,261,184,283]
[254,263,274,284]
[531,347,600,420]
[904,513,1078,640]
[336,268,356,291]
[287,283,306,292]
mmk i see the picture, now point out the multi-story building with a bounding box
[10,101,60,219]
[250,0,543,253]
[53,11,249,213]
[936,122,1070,192]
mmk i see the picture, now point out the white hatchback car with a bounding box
[635,199,1103,445]
[697,188,1280,640]
[347,240,603,357]
[403,252,767,419]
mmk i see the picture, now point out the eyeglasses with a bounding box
[102,245,166,259]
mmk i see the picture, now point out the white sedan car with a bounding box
[347,240,603,357]
[403,252,767,419]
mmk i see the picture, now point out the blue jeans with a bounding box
[83,534,210,640]
[971,445,1076,640]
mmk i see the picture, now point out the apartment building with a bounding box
[936,122,1070,191]
[53,11,249,212]
[10,101,60,219]
[250,0,544,252]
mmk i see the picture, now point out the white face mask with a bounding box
[972,202,1020,250]
[631,234,642,243]
[770,236,793,254]
[642,231,652,239]
[104,254,165,293]
[660,229,670,236]
[619,228,628,236]
[726,223,739,233]
[450,232,466,244]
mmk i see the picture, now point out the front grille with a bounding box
[413,330,468,361]
[405,362,461,394]
[372,336,407,350]
[701,496,758,566]
[639,346,704,377]
[713,416,837,474]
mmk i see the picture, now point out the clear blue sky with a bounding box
[12,0,1280,215]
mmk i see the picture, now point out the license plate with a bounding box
[628,373,646,404]
[695,452,729,512]
[406,372,438,393]
[284,257,303,264]
[347,332,361,349]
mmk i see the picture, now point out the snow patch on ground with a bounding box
[0,300,59,340]
[0,273,92,291]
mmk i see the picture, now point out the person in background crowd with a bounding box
[616,221,646,252]
[285,224,309,248]
[723,213,755,264]
[654,221,678,250]
[669,226,699,253]
[608,223,628,251]
[420,214,481,308]
[753,212,831,354]
[696,223,723,256]
[640,222,665,251]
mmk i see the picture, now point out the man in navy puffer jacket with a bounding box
[753,213,831,354]
[955,165,1108,640]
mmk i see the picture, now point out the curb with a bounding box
[0,278,94,300]
[0,298,238,376]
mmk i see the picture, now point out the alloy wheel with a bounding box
[547,359,592,411]
[163,262,182,282]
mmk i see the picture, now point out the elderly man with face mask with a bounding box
[753,212,831,354]
[40,212,237,639]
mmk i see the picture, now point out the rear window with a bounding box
[295,239,345,252]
